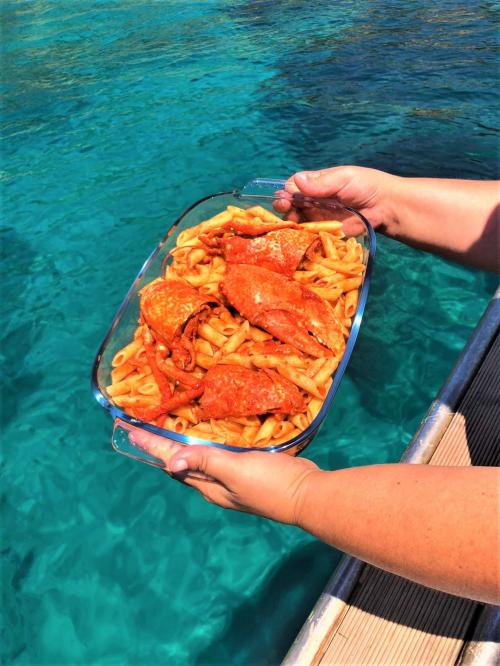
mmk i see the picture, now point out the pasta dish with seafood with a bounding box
[107,205,366,448]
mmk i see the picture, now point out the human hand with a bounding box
[275,165,400,233]
[132,431,321,525]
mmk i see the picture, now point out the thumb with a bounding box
[293,167,352,199]
[169,445,237,479]
[129,430,183,468]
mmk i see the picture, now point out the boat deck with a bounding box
[283,292,499,666]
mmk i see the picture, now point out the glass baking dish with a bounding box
[91,178,376,467]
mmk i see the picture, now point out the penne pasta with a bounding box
[208,419,243,444]
[112,340,141,367]
[218,352,253,369]
[251,354,306,369]
[170,245,198,263]
[189,420,212,433]
[219,321,250,356]
[319,231,340,260]
[133,346,148,366]
[293,270,318,284]
[313,357,340,386]
[198,323,228,347]
[315,257,364,275]
[184,426,225,443]
[305,358,326,378]
[242,425,260,444]
[163,264,181,282]
[209,317,240,336]
[106,372,148,397]
[277,363,327,400]
[290,413,309,430]
[306,397,324,422]
[170,406,200,424]
[211,255,226,271]
[301,260,333,278]
[112,394,160,408]
[254,416,279,446]
[344,289,359,317]
[343,237,362,263]
[198,282,221,298]
[215,419,244,435]
[171,417,189,434]
[111,362,135,383]
[194,338,214,357]
[298,220,343,233]
[177,211,233,245]
[160,415,176,431]
[136,381,161,397]
[308,286,343,302]
[182,270,213,288]
[187,248,208,268]
[248,326,273,343]
[245,205,288,225]
[195,352,216,370]
[226,205,246,215]
[272,421,296,440]
[271,428,302,446]
[337,277,363,292]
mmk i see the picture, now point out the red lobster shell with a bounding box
[140,278,219,370]
[202,228,317,277]
[221,264,344,358]
[200,364,305,419]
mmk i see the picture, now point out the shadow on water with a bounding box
[193,540,341,666]
[0,228,45,429]
[231,1,499,179]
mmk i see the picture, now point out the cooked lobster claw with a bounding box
[200,364,305,419]
[140,278,219,370]
[221,265,344,358]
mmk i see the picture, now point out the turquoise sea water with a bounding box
[1,1,498,664]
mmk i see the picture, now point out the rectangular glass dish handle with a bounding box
[238,178,344,212]
[112,419,168,469]
[112,417,314,465]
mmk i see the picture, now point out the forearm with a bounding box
[295,464,499,603]
[385,177,499,272]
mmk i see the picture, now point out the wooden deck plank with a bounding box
[319,573,476,665]
[430,334,500,468]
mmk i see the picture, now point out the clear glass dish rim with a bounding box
[91,188,376,454]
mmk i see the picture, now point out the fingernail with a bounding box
[295,172,309,182]
[170,458,188,473]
